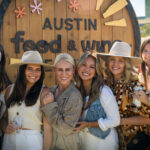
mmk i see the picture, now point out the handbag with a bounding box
[127,132,150,150]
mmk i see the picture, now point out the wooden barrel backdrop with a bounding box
[0,0,141,86]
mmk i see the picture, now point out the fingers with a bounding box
[74,125,83,132]
[134,90,145,98]
[43,92,54,105]
[73,122,88,132]
[45,92,53,98]
[5,122,16,134]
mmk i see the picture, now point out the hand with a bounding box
[133,90,148,105]
[5,121,16,134]
[43,92,54,105]
[73,121,89,132]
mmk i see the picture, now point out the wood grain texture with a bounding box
[105,18,127,27]
[103,0,128,18]
[0,0,141,85]
[96,0,104,11]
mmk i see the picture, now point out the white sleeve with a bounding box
[98,85,120,131]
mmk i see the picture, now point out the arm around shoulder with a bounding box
[40,87,54,107]
[42,89,83,135]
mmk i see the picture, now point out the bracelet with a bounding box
[87,122,91,128]
[148,96,150,102]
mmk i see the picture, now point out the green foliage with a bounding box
[140,24,150,37]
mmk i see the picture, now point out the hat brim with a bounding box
[10,58,53,68]
[97,53,142,66]
[10,62,53,68]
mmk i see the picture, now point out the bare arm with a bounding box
[120,116,150,125]
[40,88,53,150]
[74,121,99,132]
[43,115,52,150]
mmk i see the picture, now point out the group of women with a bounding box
[0,40,150,150]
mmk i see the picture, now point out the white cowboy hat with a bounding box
[97,41,142,65]
[10,50,51,68]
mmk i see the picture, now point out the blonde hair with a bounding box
[101,56,138,86]
[54,53,75,67]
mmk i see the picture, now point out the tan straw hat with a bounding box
[10,50,51,68]
[97,41,142,65]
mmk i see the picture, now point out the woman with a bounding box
[0,45,9,148]
[0,50,52,150]
[98,41,150,150]
[139,39,150,101]
[41,53,83,150]
[74,52,120,150]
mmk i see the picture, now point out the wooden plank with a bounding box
[78,0,90,56]
[103,0,128,18]
[123,7,135,56]
[90,0,101,53]
[52,0,67,85]
[105,18,127,27]
[42,0,55,87]
[16,0,30,59]
[0,0,141,86]
[101,0,113,53]
[54,0,67,53]
[66,0,80,61]
[29,0,43,47]
[112,1,124,49]
[96,0,104,11]
[2,0,17,82]
[10,58,21,64]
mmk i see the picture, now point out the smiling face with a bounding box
[25,64,42,86]
[142,43,150,67]
[78,56,96,82]
[54,59,74,88]
[108,56,126,80]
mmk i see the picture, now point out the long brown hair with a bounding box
[0,44,9,93]
[140,39,150,90]
[75,52,104,110]
[7,65,45,108]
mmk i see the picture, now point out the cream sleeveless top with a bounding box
[8,85,42,131]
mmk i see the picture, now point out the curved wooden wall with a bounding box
[0,0,141,86]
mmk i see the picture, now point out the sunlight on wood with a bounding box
[104,18,127,27]
[96,0,104,10]
[103,0,128,18]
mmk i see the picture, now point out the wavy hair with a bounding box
[7,64,45,108]
[75,52,104,110]
[0,44,9,93]
[101,56,138,86]
[140,39,150,90]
